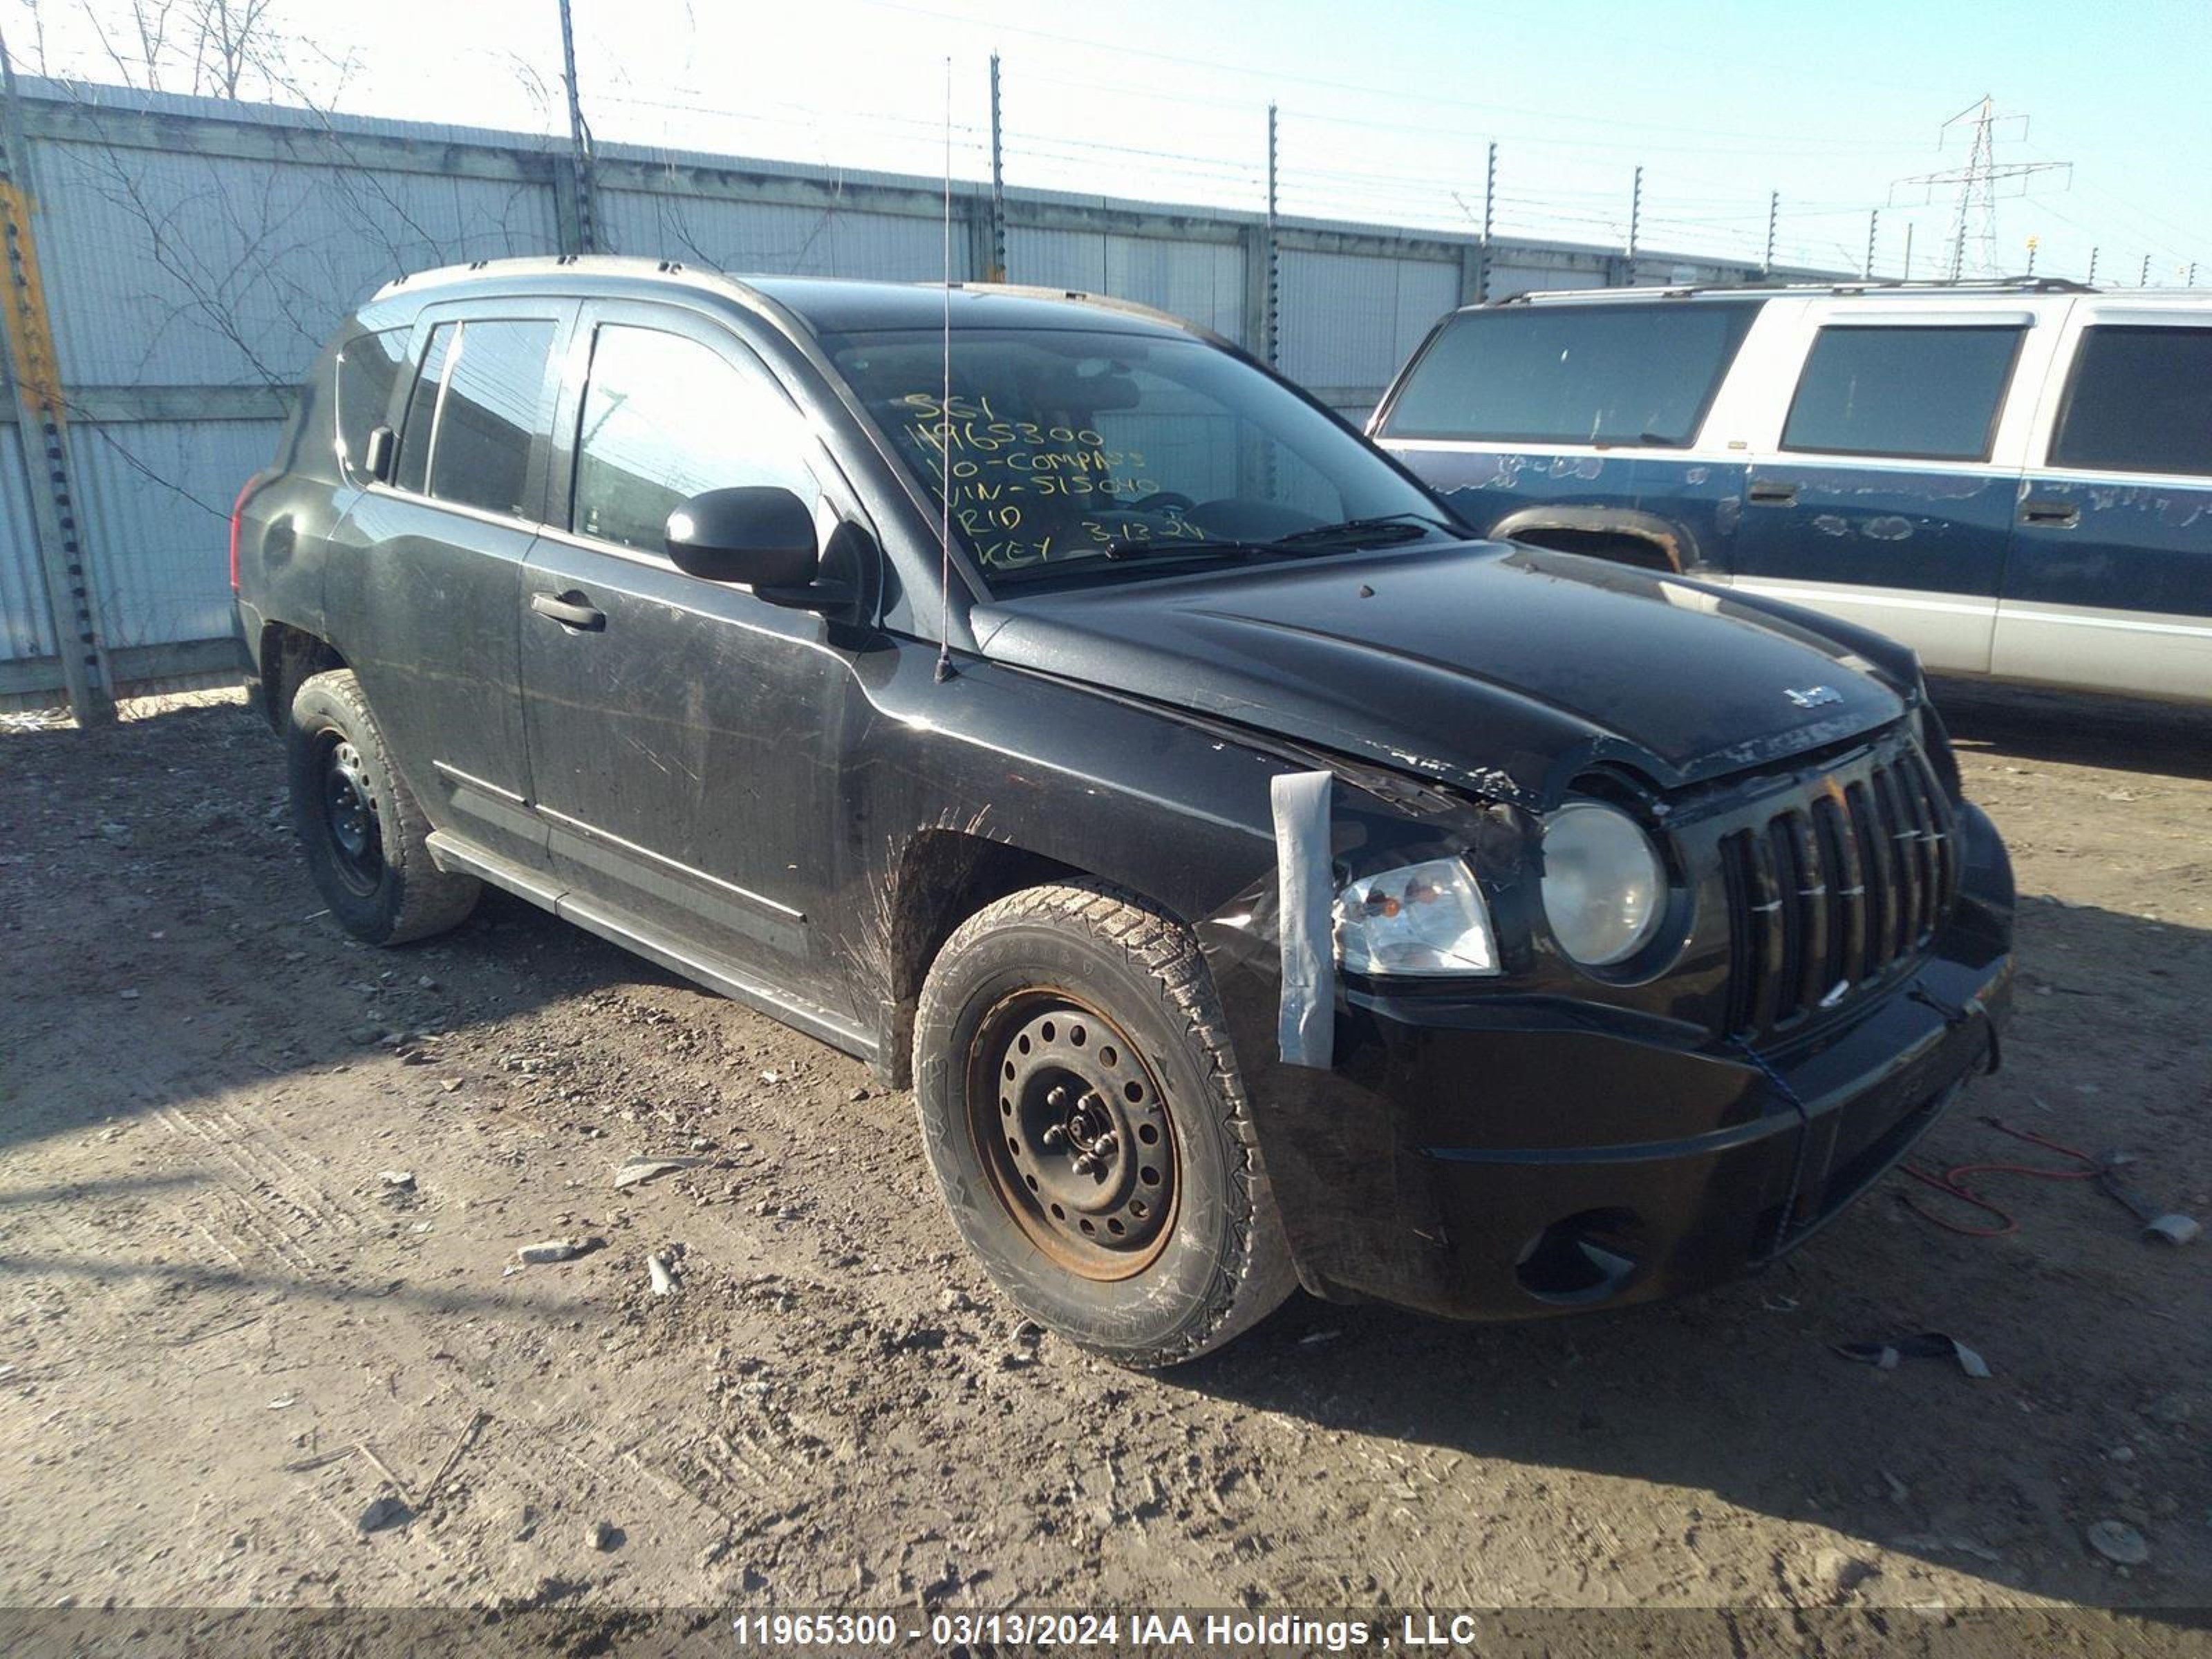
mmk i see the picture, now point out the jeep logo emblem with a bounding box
[1783,684,1844,709]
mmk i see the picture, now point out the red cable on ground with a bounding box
[1898,1116,2106,1237]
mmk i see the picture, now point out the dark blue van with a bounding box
[1371,281,2212,704]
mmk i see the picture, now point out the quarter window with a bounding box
[1378,302,1759,447]
[334,328,409,483]
[2049,326,2212,478]
[1781,326,2021,462]
[572,325,820,554]
[393,318,556,517]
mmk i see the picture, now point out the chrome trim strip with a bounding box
[536,803,805,922]
[431,759,527,807]
[2002,607,2212,641]
[1730,579,1993,618]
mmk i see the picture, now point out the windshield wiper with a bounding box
[1268,512,1458,549]
[1098,536,1281,563]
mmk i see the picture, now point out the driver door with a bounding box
[518,299,870,1026]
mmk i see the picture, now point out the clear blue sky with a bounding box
[11,0,2206,281]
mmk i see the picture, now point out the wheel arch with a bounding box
[257,622,349,733]
[875,826,1203,1089]
[1489,505,1696,574]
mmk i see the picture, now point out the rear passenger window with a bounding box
[572,325,819,554]
[1378,302,1759,447]
[1782,326,2021,462]
[2050,326,2212,478]
[334,328,408,483]
[393,318,556,516]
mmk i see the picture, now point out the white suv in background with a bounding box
[1371,281,2212,705]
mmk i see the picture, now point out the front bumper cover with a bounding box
[1203,799,2016,1322]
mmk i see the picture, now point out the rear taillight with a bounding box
[228,478,255,590]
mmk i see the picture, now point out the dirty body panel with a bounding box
[235,261,2015,1327]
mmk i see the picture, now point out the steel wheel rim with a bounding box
[319,733,383,893]
[966,988,1179,1282]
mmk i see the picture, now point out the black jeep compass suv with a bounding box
[232,259,2014,1367]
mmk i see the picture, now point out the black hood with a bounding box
[971,543,1911,805]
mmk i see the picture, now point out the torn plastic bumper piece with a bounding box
[1197,788,2016,1322]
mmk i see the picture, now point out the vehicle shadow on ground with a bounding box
[1181,897,2211,1613]
[0,883,671,1160]
[1931,678,2212,782]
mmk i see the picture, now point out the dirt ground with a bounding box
[1,678,2206,1637]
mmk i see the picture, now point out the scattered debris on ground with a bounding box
[1,683,2206,1617]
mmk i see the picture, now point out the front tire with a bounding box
[287,668,478,945]
[913,881,1297,1368]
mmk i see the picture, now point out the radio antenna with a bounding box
[933,54,957,684]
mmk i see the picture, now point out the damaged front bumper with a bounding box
[1206,801,2016,1322]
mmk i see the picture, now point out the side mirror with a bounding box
[363,424,395,483]
[666,487,820,588]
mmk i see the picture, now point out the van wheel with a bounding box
[287,669,478,945]
[913,881,1297,1368]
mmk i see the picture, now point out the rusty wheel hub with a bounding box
[970,993,1176,1280]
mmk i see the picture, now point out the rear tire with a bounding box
[287,668,478,945]
[913,880,1297,1368]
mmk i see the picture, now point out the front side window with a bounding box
[572,325,821,553]
[827,326,1450,584]
[2049,326,2212,478]
[334,328,409,484]
[1377,302,1759,447]
[1782,325,2022,462]
[392,318,555,516]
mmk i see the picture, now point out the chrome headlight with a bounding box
[1540,803,1667,967]
[1333,857,1499,977]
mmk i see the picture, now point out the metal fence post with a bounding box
[556,0,601,254]
[1624,164,1641,283]
[986,52,1006,282]
[1263,102,1280,366]
[0,28,113,725]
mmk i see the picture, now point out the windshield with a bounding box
[825,326,1456,585]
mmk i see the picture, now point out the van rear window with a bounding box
[2050,326,2212,478]
[1378,301,1758,448]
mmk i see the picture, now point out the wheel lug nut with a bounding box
[1041,1125,1065,1148]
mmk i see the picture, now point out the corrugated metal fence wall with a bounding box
[0,78,1826,712]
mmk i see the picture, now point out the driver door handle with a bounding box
[531,590,606,630]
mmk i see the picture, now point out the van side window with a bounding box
[393,319,556,516]
[1377,302,1759,447]
[334,328,409,484]
[1782,326,2021,462]
[572,325,820,554]
[2050,326,2212,478]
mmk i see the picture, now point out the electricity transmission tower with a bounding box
[1891,97,2070,280]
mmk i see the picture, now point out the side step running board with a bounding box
[424,831,880,1065]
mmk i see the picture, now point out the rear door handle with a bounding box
[531,590,606,630]
[2019,498,2081,529]
[1747,480,1800,507]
